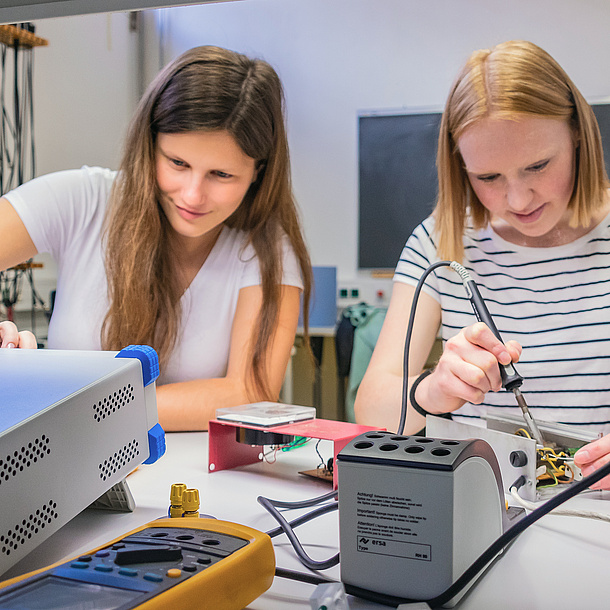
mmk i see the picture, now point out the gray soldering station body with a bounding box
[0,347,164,578]
[337,432,505,607]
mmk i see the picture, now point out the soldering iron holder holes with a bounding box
[336,431,506,606]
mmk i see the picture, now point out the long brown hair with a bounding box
[102,46,312,399]
[435,40,609,262]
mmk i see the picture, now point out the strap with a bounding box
[409,369,451,419]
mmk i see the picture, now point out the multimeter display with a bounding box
[0,577,140,609]
[0,519,275,610]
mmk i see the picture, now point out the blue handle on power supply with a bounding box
[115,345,160,387]
[144,422,166,464]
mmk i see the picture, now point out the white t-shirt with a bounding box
[394,214,610,436]
[6,166,303,385]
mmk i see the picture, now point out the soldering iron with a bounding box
[449,261,545,446]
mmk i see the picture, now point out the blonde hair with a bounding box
[102,46,312,399]
[435,39,609,262]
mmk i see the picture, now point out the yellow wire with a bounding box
[537,446,570,476]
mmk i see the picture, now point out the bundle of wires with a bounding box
[258,489,339,572]
[0,30,46,332]
[514,427,576,488]
[1,31,36,193]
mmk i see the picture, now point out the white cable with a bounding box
[509,486,610,523]
[449,261,472,289]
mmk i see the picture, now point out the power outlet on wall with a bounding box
[337,286,365,310]
[338,287,361,301]
[337,278,392,311]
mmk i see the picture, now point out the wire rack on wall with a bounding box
[0,23,48,48]
[0,23,49,339]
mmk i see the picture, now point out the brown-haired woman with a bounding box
[0,45,312,431]
[354,40,610,488]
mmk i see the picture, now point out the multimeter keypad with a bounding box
[0,526,252,610]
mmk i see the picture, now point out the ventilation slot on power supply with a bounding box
[0,436,51,485]
[0,500,58,557]
[92,384,135,422]
[98,440,140,481]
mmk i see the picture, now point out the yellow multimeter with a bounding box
[0,517,275,609]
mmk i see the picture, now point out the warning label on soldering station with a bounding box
[354,491,431,561]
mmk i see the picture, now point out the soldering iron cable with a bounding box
[257,490,339,571]
[399,260,452,435]
[274,567,336,586]
[260,489,337,509]
[264,502,339,539]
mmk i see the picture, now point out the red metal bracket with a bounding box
[208,418,382,488]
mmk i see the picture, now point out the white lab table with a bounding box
[3,431,610,609]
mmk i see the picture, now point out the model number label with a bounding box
[356,536,431,561]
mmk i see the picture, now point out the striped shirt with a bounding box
[394,214,610,436]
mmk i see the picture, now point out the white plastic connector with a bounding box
[564,459,583,481]
[309,582,349,610]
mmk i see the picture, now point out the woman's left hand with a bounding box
[0,321,37,349]
[574,435,610,490]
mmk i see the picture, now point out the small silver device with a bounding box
[427,413,599,501]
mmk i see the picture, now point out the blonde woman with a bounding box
[355,40,610,488]
[0,46,312,431]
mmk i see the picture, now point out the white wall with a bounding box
[13,0,610,310]
[33,12,139,174]
[12,11,139,309]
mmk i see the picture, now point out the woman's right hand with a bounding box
[420,321,522,415]
[574,435,610,490]
[0,321,37,349]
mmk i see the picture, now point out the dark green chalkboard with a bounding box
[358,104,610,270]
[358,111,441,270]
